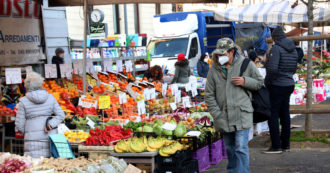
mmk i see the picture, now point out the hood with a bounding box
[26,90,49,104]
[275,37,296,52]
[52,56,64,64]
[175,59,189,67]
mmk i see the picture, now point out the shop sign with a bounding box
[90,23,106,39]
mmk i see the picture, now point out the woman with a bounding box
[197,54,210,78]
[143,65,163,82]
[15,72,65,158]
[171,53,191,84]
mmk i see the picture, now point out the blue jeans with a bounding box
[223,129,250,173]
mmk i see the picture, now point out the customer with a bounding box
[52,47,65,78]
[295,42,304,64]
[264,26,298,154]
[197,54,210,78]
[171,53,191,84]
[15,72,65,158]
[143,65,163,82]
[205,38,263,173]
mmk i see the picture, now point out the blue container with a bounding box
[6,104,16,110]
[108,40,115,47]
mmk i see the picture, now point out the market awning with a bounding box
[213,0,330,25]
[47,0,229,6]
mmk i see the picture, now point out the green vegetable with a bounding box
[142,126,153,133]
[162,129,173,136]
[174,122,187,137]
[153,125,163,136]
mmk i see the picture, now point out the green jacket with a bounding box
[171,59,191,84]
[205,55,263,133]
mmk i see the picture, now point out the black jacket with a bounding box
[265,37,298,87]
[52,56,64,78]
[197,60,209,78]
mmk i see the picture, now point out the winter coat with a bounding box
[171,59,191,84]
[15,90,65,158]
[52,56,64,78]
[265,37,298,87]
[197,60,209,78]
[205,54,263,133]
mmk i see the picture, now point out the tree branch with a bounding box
[300,0,308,5]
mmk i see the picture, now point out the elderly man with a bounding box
[205,38,263,173]
[15,72,65,158]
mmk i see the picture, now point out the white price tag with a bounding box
[244,50,248,57]
[171,84,178,95]
[162,123,177,131]
[185,83,192,92]
[73,61,84,74]
[182,96,191,108]
[60,64,72,78]
[5,68,22,84]
[150,88,156,99]
[119,93,127,104]
[162,83,168,96]
[191,83,198,97]
[125,60,133,72]
[104,59,113,72]
[44,64,57,78]
[144,88,151,101]
[137,100,146,115]
[25,66,33,74]
[175,90,181,103]
[78,96,98,108]
[116,60,123,72]
[86,117,96,129]
[185,131,201,137]
[170,102,177,111]
[58,124,70,134]
[87,60,94,73]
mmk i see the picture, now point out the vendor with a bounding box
[143,65,163,82]
[15,72,65,158]
[171,54,191,84]
[197,54,210,78]
[52,47,65,78]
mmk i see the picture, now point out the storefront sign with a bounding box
[90,23,106,39]
[0,0,44,66]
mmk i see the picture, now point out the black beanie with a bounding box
[271,26,285,38]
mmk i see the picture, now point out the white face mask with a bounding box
[59,54,64,58]
[218,56,229,65]
[204,57,209,63]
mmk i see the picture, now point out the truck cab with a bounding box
[148,11,235,75]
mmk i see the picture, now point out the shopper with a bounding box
[15,72,65,158]
[197,54,210,78]
[205,38,263,173]
[264,26,298,154]
[171,53,191,84]
[295,42,304,64]
[52,47,65,78]
[143,65,163,82]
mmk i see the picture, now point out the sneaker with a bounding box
[263,147,282,154]
[282,147,290,152]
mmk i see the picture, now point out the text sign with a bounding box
[45,64,57,78]
[98,95,111,109]
[5,68,22,84]
[78,96,98,108]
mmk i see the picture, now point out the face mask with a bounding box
[218,56,229,65]
[204,57,209,63]
[59,54,64,58]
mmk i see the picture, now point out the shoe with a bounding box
[282,147,290,152]
[263,147,282,154]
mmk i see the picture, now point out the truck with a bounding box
[147,11,236,74]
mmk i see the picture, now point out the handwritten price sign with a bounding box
[5,68,22,84]
[78,96,98,108]
[98,95,111,109]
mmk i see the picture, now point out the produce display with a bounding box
[85,125,132,146]
[64,130,90,143]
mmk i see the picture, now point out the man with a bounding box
[264,26,298,154]
[52,48,65,78]
[294,42,304,64]
[205,38,263,173]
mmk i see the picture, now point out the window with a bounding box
[188,38,198,59]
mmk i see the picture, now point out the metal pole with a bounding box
[83,0,88,95]
[321,26,324,64]
[124,4,128,34]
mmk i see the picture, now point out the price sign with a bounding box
[182,96,191,108]
[60,64,72,78]
[185,131,201,137]
[191,83,198,97]
[45,64,57,78]
[171,84,178,95]
[175,90,181,103]
[98,95,111,109]
[86,117,96,129]
[87,60,94,73]
[162,123,177,131]
[116,60,123,72]
[58,124,70,134]
[125,60,133,72]
[119,93,127,104]
[73,61,83,74]
[25,66,33,74]
[137,100,146,115]
[170,102,177,111]
[5,68,22,84]
[162,83,168,96]
[143,88,151,101]
[78,96,98,108]
[104,59,113,72]
[185,83,192,92]
[150,88,156,99]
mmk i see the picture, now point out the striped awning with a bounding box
[214,0,330,24]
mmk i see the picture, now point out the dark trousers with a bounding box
[268,85,295,149]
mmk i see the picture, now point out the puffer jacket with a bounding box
[171,59,191,84]
[15,90,65,158]
[205,54,263,133]
[265,37,298,87]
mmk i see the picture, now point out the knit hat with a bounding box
[55,47,64,55]
[271,26,285,38]
[177,53,185,61]
[212,38,236,55]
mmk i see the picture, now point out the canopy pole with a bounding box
[83,0,88,95]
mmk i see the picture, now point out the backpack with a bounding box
[240,59,271,123]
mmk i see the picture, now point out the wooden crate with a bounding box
[78,145,114,160]
[136,164,151,173]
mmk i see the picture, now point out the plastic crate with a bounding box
[221,139,228,159]
[192,145,210,172]
[156,150,192,168]
[209,139,223,165]
[155,159,199,173]
[177,135,208,152]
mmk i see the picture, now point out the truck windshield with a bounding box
[148,38,188,58]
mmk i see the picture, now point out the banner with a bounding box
[0,0,44,66]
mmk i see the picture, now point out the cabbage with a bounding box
[153,125,163,136]
[162,129,173,136]
[142,126,153,133]
[174,122,187,137]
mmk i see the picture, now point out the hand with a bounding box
[44,125,52,133]
[232,77,245,86]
